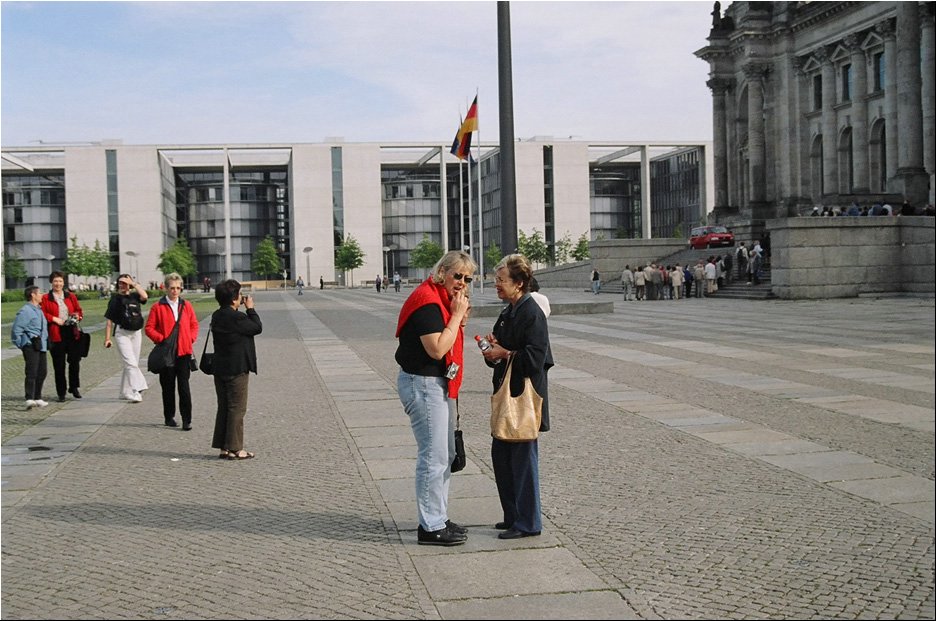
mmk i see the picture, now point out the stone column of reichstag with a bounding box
[922,2,935,201]
[877,19,898,192]
[744,64,768,215]
[817,46,838,196]
[895,1,928,205]
[845,34,870,194]
[707,77,731,210]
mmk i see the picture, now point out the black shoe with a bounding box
[494,521,511,530]
[182,424,192,431]
[498,528,540,540]
[446,520,468,535]
[417,525,466,546]
[70,388,82,399]
[57,395,67,403]
[164,419,178,427]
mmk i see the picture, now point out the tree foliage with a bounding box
[409,234,444,270]
[484,241,502,272]
[251,235,282,279]
[335,234,366,285]
[517,229,550,266]
[554,232,573,266]
[89,240,113,278]
[571,232,591,262]
[157,237,197,278]
[60,236,113,282]
[3,254,28,283]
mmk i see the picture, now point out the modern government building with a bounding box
[4,1,933,292]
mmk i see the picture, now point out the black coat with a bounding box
[489,294,554,431]
[210,306,262,377]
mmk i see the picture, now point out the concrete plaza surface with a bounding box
[2,288,933,620]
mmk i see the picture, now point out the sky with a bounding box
[1,0,716,147]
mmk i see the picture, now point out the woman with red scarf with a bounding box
[395,250,475,546]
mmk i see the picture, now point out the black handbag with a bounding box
[147,303,182,373]
[451,409,466,473]
[198,326,215,375]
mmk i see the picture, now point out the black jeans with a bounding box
[22,347,48,400]
[49,339,81,397]
[212,373,250,452]
[159,356,192,424]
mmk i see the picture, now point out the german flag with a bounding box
[450,96,478,161]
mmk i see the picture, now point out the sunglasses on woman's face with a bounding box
[451,272,473,284]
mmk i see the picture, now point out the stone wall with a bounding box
[767,217,935,299]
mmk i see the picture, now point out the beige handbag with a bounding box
[490,354,543,442]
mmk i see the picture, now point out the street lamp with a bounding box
[303,246,313,283]
[125,250,138,279]
[382,246,390,280]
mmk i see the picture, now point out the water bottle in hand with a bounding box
[475,335,501,364]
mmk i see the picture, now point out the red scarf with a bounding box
[395,277,464,398]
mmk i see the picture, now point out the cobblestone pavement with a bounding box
[2,289,933,620]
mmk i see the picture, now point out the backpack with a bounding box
[736,246,746,262]
[122,297,144,331]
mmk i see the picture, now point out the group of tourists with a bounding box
[10,272,262,461]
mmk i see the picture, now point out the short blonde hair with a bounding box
[164,272,183,288]
[431,250,478,284]
[495,254,533,293]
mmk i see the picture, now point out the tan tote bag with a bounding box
[490,354,543,442]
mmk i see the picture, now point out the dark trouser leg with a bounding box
[492,438,542,533]
[159,366,178,421]
[66,344,81,391]
[176,356,193,425]
[23,348,45,399]
[212,373,249,451]
[49,341,68,397]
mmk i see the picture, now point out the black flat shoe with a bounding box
[57,395,67,403]
[446,520,468,535]
[497,528,540,540]
[164,419,178,427]
[495,521,511,530]
[70,388,82,399]
[417,525,466,546]
[182,424,192,431]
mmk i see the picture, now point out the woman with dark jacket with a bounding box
[481,254,553,539]
[145,273,200,429]
[40,271,84,402]
[210,280,262,460]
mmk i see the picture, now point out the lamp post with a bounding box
[303,246,313,283]
[125,250,138,279]
[382,246,390,280]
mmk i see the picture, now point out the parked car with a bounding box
[689,225,735,249]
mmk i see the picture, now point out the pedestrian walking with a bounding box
[103,274,149,402]
[296,276,304,296]
[11,285,49,409]
[591,269,600,295]
[41,271,84,402]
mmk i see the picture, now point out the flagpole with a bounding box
[458,159,465,256]
[467,147,474,266]
[475,92,484,292]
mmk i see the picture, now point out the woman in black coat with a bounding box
[210,280,262,460]
[481,254,553,539]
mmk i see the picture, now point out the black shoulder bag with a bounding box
[147,301,182,373]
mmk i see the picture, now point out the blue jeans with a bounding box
[398,370,456,532]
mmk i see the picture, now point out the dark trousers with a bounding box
[22,347,48,400]
[49,339,81,398]
[212,373,250,452]
[159,356,192,424]
[491,438,542,534]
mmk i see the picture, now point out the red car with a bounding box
[689,225,735,249]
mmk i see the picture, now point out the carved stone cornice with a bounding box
[919,1,935,23]
[791,55,808,77]
[706,76,735,96]
[874,18,896,40]
[812,45,832,64]
[743,61,771,83]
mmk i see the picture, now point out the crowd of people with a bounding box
[811,199,935,217]
[10,272,263,461]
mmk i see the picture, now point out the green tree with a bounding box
[157,237,197,279]
[409,234,444,271]
[571,232,591,262]
[485,241,502,272]
[554,233,573,265]
[3,254,28,284]
[335,234,366,286]
[60,236,91,281]
[517,228,550,266]
[251,235,282,280]
[89,240,113,279]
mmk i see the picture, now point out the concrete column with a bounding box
[792,56,810,201]
[895,1,928,205]
[640,146,651,240]
[222,147,232,280]
[817,47,838,196]
[876,19,898,191]
[706,77,732,209]
[744,63,768,205]
[845,34,869,194]
[919,2,935,203]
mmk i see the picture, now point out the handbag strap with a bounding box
[494,353,515,393]
[200,325,212,356]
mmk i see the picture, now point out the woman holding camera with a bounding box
[41,271,84,403]
[11,285,49,409]
[145,273,199,429]
[104,274,149,402]
[210,280,262,460]
[395,250,475,546]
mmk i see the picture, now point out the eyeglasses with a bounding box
[451,273,473,284]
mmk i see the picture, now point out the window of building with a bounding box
[812,74,822,111]
[840,64,851,102]
[873,52,884,91]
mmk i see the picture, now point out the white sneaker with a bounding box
[130,393,143,403]
[35,399,49,407]
[25,400,37,409]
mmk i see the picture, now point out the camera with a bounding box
[444,362,460,380]
[63,314,80,326]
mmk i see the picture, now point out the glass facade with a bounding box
[650,147,701,239]
[589,164,641,240]
[174,168,289,283]
[2,173,66,285]
[382,167,442,278]
[106,150,119,266]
